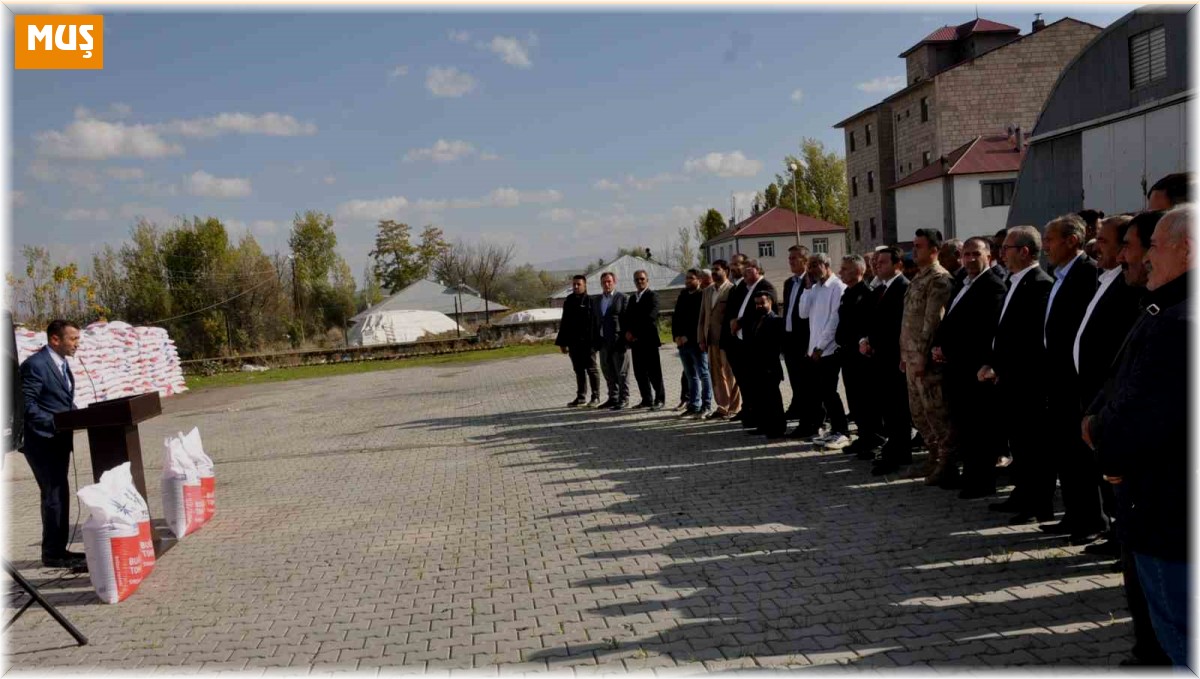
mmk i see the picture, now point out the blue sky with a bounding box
[10,5,1138,279]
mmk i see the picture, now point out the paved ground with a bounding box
[4,348,1133,673]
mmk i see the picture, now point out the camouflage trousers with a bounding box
[905,364,950,466]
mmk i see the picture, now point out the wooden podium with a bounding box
[54,392,176,556]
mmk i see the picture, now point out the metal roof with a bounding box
[549,255,685,299]
[350,278,508,324]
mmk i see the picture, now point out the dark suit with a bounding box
[751,312,787,435]
[864,275,911,461]
[20,346,77,560]
[780,275,813,421]
[834,281,874,442]
[989,264,1054,516]
[1041,254,1100,530]
[556,292,600,400]
[592,292,630,403]
[623,289,666,405]
[723,277,777,425]
[933,267,1006,490]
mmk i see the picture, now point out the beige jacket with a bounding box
[698,279,733,347]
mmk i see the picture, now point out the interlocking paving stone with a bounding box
[4,349,1130,671]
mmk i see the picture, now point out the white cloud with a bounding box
[389,65,409,78]
[733,191,758,212]
[414,198,449,212]
[857,75,906,93]
[158,112,317,138]
[183,171,252,198]
[12,190,27,207]
[337,196,410,221]
[486,35,532,68]
[132,181,179,197]
[404,139,477,163]
[105,166,145,181]
[35,119,182,160]
[594,178,621,191]
[323,175,336,185]
[426,67,477,98]
[484,188,561,207]
[790,89,804,103]
[683,151,762,178]
[118,203,172,224]
[448,29,471,43]
[480,152,500,161]
[539,208,576,223]
[27,159,102,192]
[63,207,111,221]
[594,174,679,192]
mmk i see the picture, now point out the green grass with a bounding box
[185,342,561,391]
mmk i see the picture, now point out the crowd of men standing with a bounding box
[555,173,1192,668]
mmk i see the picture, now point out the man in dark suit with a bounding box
[724,258,776,429]
[978,225,1055,524]
[749,289,786,438]
[862,247,912,474]
[834,254,875,456]
[623,269,666,410]
[20,319,85,569]
[939,239,968,287]
[1037,214,1100,539]
[592,272,630,410]
[780,246,813,432]
[556,275,600,408]
[931,237,1006,495]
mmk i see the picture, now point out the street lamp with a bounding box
[788,162,801,246]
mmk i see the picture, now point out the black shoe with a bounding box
[598,399,617,409]
[587,397,601,408]
[42,554,86,570]
[1082,540,1122,558]
[958,486,996,500]
[1008,512,1054,525]
[729,412,744,422]
[1069,532,1103,546]
[679,408,699,418]
[651,401,666,411]
[910,433,924,451]
[567,397,586,408]
[632,401,653,409]
[610,401,628,411]
[1038,521,1074,535]
[988,500,1019,513]
[673,400,689,412]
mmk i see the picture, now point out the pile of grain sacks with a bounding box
[15,321,187,408]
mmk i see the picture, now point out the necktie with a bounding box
[62,361,72,390]
[1005,277,1013,291]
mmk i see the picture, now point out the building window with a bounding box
[870,217,877,239]
[849,131,856,152]
[813,238,829,254]
[867,171,874,193]
[1130,26,1167,89]
[920,97,929,122]
[852,176,858,197]
[922,151,931,167]
[865,124,873,146]
[854,220,861,241]
[907,162,912,172]
[758,241,775,258]
[981,180,1016,207]
[896,113,902,122]
[906,109,910,118]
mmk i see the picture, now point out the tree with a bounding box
[494,264,563,309]
[774,138,850,228]
[370,221,449,293]
[432,239,474,289]
[764,183,780,209]
[160,216,235,357]
[7,246,102,326]
[673,225,697,271]
[695,209,727,243]
[468,242,515,324]
[615,246,652,260]
[357,265,385,312]
[289,210,338,340]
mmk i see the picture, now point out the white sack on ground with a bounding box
[180,427,215,525]
[162,435,203,538]
[77,462,156,604]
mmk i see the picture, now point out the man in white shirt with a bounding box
[797,252,850,449]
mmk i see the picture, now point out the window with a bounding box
[896,113,902,122]
[922,151,931,167]
[920,97,929,122]
[907,162,912,172]
[869,217,877,239]
[906,109,911,119]
[867,171,875,193]
[849,131,856,152]
[813,238,829,254]
[981,180,1016,207]
[852,176,858,197]
[1130,26,1167,89]
[866,124,873,146]
[854,220,861,241]
[758,241,775,258]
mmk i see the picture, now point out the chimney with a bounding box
[1032,13,1045,32]
[1014,125,1023,150]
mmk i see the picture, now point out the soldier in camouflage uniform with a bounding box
[900,228,957,485]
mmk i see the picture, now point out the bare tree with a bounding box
[432,239,474,289]
[470,242,515,324]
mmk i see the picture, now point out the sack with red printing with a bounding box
[162,434,203,538]
[179,427,215,525]
[77,462,156,604]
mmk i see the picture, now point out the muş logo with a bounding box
[15,15,104,70]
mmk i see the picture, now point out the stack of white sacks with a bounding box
[15,321,187,407]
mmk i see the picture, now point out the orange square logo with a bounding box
[15,15,103,70]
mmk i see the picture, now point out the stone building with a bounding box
[835,15,1102,252]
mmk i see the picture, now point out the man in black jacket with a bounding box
[724,258,776,429]
[931,237,1006,495]
[672,269,711,417]
[780,246,813,431]
[555,275,600,407]
[623,269,666,410]
[592,271,630,410]
[1084,206,1191,668]
[1038,214,1099,539]
[863,247,912,474]
[749,290,786,438]
[834,255,874,456]
[978,225,1054,523]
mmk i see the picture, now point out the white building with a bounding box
[892,133,1026,244]
[701,207,847,280]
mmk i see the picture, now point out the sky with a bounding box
[9,4,1140,280]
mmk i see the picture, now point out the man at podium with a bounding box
[18,320,86,570]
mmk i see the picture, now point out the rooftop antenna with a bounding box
[975,4,979,19]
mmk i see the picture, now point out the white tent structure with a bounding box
[495,308,562,325]
[346,310,463,347]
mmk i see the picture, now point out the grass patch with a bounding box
[185,342,561,391]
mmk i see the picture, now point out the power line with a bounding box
[145,276,278,325]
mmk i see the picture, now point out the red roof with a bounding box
[703,207,844,246]
[889,134,1026,190]
[900,18,1019,56]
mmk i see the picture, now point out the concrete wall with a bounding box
[895,179,945,244]
[892,82,938,182]
[844,107,897,253]
[952,172,1018,240]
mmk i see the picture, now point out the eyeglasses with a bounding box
[1000,244,1025,252]
[635,278,647,281]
